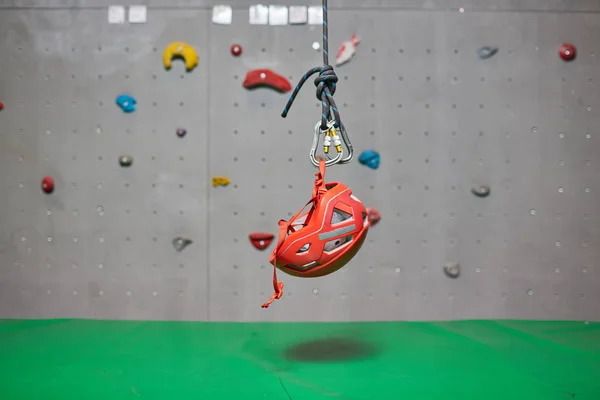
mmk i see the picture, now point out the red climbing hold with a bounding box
[559,43,576,61]
[230,44,243,57]
[243,69,291,93]
[336,34,360,66]
[367,208,381,226]
[41,176,54,194]
[249,232,275,250]
[0,101,4,111]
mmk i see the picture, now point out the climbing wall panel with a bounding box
[0,2,599,322]
[0,8,211,320]
[208,8,600,321]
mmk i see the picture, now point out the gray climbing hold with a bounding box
[477,46,498,60]
[172,237,192,252]
[176,128,187,138]
[119,155,133,167]
[471,185,491,198]
[444,262,460,278]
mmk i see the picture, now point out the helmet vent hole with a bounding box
[286,261,317,271]
[362,212,368,224]
[324,235,352,252]
[297,243,310,254]
[332,208,352,224]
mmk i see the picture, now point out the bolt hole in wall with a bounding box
[1,4,600,325]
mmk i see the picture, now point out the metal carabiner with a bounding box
[309,120,354,167]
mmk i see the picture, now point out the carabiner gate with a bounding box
[309,120,354,167]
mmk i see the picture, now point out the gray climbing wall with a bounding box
[1,0,599,322]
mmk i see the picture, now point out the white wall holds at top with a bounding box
[108,5,125,24]
[210,4,323,25]
[289,6,308,24]
[249,4,269,24]
[268,5,289,25]
[213,5,233,24]
[109,4,322,26]
[107,5,147,24]
[128,5,147,23]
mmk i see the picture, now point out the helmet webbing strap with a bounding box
[261,160,327,308]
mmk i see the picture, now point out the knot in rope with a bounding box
[314,65,338,102]
[280,64,341,130]
[279,0,344,132]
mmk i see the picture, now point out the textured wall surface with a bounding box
[1,0,599,322]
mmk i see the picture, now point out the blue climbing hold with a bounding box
[358,150,380,169]
[116,94,137,113]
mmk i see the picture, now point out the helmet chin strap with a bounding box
[261,159,327,308]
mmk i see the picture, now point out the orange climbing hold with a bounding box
[230,44,243,57]
[243,69,291,93]
[249,232,275,250]
[41,176,54,194]
[559,43,576,61]
[367,208,381,226]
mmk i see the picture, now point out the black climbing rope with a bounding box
[281,0,342,131]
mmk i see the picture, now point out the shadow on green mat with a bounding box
[283,337,379,362]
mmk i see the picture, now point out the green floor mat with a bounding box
[1,319,599,399]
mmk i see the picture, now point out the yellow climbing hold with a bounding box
[212,176,231,188]
[163,42,199,71]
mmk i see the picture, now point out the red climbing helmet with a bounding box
[262,158,370,308]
